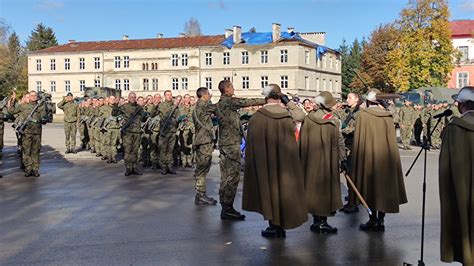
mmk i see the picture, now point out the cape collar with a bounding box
[258,104,291,119]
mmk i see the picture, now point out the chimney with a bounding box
[68,40,76,43]
[122,35,129,40]
[287,27,295,33]
[272,23,281,42]
[225,29,233,38]
[157,33,163,38]
[233,25,241,44]
[179,33,186,37]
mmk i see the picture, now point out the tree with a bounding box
[183,17,202,37]
[339,39,351,97]
[353,23,399,92]
[0,32,28,97]
[387,0,457,92]
[26,23,58,51]
[340,38,365,96]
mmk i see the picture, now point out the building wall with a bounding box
[448,37,474,88]
[28,42,341,114]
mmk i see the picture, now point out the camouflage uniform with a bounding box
[430,107,445,149]
[57,98,79,152]
[140,104,155,167]
[113,102,147,171]
[147,104,161,168]
[78,105,89,149]
[216,95,265,205]
[193,100,216,195]
[421,107,433,143]
[102,105,120,162]
[178,105,195,167]
[97,105,109,157]
[158,100,180,171]
[399,106,417,149]
[8,100,47,175]
[88,107,98,153]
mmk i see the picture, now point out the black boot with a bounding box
[360,211,382,232]
[65,148,70,154]
[261,222,286,238]
[71,148,77,154]
[195,194,217,205]
[309,215,321,232]
[161,165,168,175]
[220,204,245,221]
[376,212,386,232]
[311,216,337,234]
[101,156,108,160]
[168,165,176,175]
[32,170,40,177]
[106,159,112,164]
[124,168,132,176]
[131,168,143,176]
[24,171,32,177]
[152,163,161,170]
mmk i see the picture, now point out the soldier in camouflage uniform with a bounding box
[102,96,120,163]
[113,92,147,176]
[193,87,218,205]
[430,103,444,149]
[158,90,180,175]
[421,104,433,145]
[8,91,48,177]
[57,92,79,153]
[79,99,91,150]
[140,96,155,168]
[399,100,417,150]
[148,94,162,169]
[88,98,99,153]
[178,94,195,168]
[96,97,108,159]
[216,80,266,220]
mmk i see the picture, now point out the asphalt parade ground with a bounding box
[0,123,446,265]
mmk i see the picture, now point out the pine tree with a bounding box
[26,23,58,51]
[339,39,351,98]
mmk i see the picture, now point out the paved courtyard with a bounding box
[0,123,446,265]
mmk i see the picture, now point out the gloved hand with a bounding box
[280,94,290,105]
[340,160,349,173]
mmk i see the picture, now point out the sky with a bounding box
[0,0,473,49]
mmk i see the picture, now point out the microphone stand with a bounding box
[403,116,445,266]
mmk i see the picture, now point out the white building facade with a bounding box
[28,24,341,113]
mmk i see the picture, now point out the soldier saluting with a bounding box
[216,80,265,221]
[112,92,148,176]
[57,92,79,154]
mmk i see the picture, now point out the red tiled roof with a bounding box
[32,35,226,54]
[450,20,474,37]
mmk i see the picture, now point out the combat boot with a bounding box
[24,171,32,177]
[71,148,77,154]
[261,222,286,238]
[65,148,70,154]
[32,170,40,177]
[151,163,161,170]
[195,194,217,205]
[125,168,132,176]
[131,168,143,176]
[161,165,169,175]
[311,216,337,234]
[360,212,383,232]
[220,204,246,221]
[106,159,112,164]
[168,165,177,175]
[376,212,386,232]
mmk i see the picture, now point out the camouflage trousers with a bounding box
[140,134,151,163]
[400,125,413,148]
[180,129,194,167]
[93,127,102,155]
[123,132,141,169]
[194,143,213,194]
[78,122,88,147]
[159,132,175,167]
[87,124,95,150]
[430,122,444,148]
[150,132,160,166]
[22,133,41,172]
[219,144,241,205]
[64,122,77,149]
[104,128,120,160]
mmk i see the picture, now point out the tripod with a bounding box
[403,117,444,266]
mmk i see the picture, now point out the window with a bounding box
[172,78,179,90]
[261,50,268,64]
[182,77,188,90]
[64,58,70,70]
[172,54,179,66]
[145,63,149,71]
[280,50,288,63]
[223,76,231,81]
[114,56,121,68]
[241,51,249,64]
[152,78,158,91]
[124,56,130,68]
[305,50,310,65]
[205,77,212,90]
[94,79,101,88]
[305,76,309,90]
[457,72,469,88]
[94,57,100,69]
[36,81,42,92]
[79,80,85,92]
[329,56,333,69]
[143,78,149,91]
[323,55,327,68]
[323,79,326,90]
[205,53,212,66]
[335,58,339,70]
[151,63,155,70]
[181,53,188,66]
[335,80,339,92]
[79,58,85,70]
[50,59,56,71]
[115,79,121,90]
[329,80,333,92]
[223,52,230,65]
[36,59,42,71]
[316,78,320,91]
[124,79,130,91]
[281,75,288,89]
[242,76,249,90]
[458,46,468,62]
[65,80,71,92]
[50,81,56,92]
[261,76,268,89]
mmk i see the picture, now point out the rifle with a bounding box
[15,98,46,135]
[159,99,182,137]
[120,105,142,134]
[141,117,151,134]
